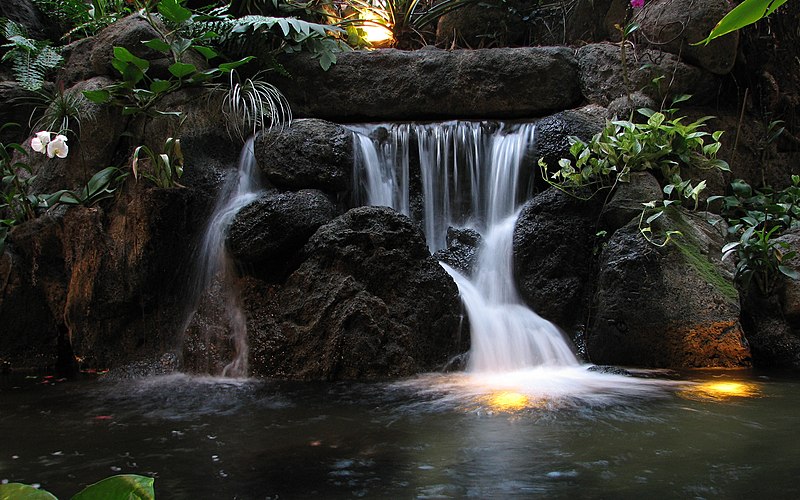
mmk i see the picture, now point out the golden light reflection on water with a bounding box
[679,380,761,402]
[483,391,545,412]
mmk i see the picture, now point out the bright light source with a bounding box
[360,13,393,46]
[487,391,530,411]
[679,380,760,401]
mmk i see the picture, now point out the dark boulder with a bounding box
[633,0,738,75]
[271,47,582,121]
[432,226,481,276]
[588,207,751,368]
[228,189,338,265]
[255,119,353,193]
[513,188,603,335]
[577,43,718,106]
[600,171,664,231]
[246,206,466,380]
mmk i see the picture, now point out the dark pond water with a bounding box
[1,368,799,499]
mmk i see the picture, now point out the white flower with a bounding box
[46,134,69,159]
[31,131,51,154]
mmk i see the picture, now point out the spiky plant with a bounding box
[29,85,96,138]
[220,71,292,143]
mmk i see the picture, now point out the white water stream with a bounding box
[181,137,259,377]
[352,121,580,373]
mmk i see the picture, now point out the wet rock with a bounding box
[778,229,800,324]
[247,206,466,380]
[533,105,606,172]
[228,189,338,265]
[741,294,800,370]
[255,119,353,193]
[513,188,603,335]
[606,92,658,119]
[588,207,751,368]
[600,171,664,231]
[272,47,581,121]
[577,43,718,107]
[432,227,481,276]
[634,0,738,75]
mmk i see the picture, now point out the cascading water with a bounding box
[181,137,259,377]
[352,121,579,372]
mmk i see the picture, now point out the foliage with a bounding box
[32,0,134,41]
[29,84,96,138]
[341,0,477,48]
[695,0,790,45]
[0,474,155,500]
[711,177,800,294]
[1,19,64,91]
[49,166,129,206]
[132,137,185,188]
[211,14,350,70]
[0,125,53,253]
[541,106,728,207]
[220,70,292,142]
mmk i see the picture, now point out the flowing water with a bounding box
[180,137,259,377]
[351,121,580,374]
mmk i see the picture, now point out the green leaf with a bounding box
[192,45,218,59]
[170,38,192,56]
[778,265,800,280]
[694,0,790,45]
[71,474,155,500]
[168,62,197,78]
[83,89,111,103]
[113,47,149,71]
[0,483,58,499]
[143,38,171,53]
[218,56,254,72]
[158,0,192,25]
[150,79,171,93]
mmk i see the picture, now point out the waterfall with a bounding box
[352,121,579,372]
[181,137,259,377]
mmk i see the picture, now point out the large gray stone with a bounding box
[577,43,718,106]
[634,0,738,75]
[271,47,582,121]
[255,119,353,193]
[533,105,606,172]
[588,207,751,368]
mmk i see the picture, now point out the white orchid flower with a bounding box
[46,134,69,159]
[31,131,51,154]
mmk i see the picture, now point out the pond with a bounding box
[1,368,798,499]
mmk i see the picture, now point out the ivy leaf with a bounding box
[143,38,170,53]
[168,62,197,78]
[82,89,111,104]
[158,0,192,25]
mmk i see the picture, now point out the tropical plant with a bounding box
[340,0,478,48]
[0,473,155,499]
[48,166,129,206]
[28,84,96,139]
[220,70,293,142]
[695,0,791,45]
[1,19,64,91]
[32,0,134,41]
[711,177,800,294]
[131,137,185,188]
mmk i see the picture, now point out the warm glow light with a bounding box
[679,381,760,401]
[360,14,394,45]
[487,391,530,411]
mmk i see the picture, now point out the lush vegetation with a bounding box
[0,474,155,500]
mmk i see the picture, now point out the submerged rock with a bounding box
[247,206,467,380]
[588,207,751,368]
[255,119,353,193]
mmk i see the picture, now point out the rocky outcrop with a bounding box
[634,0,738,75]
[228,189,338,265]
[513,189,603,335]
[600,171,664,231]
[246,207,466,380]
[432,227,481,276]
[271,47,582,121]
[588,207,751,367]
[576,43,718,106]
[255,119,354,193]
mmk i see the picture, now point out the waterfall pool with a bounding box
[2,369,798,498]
